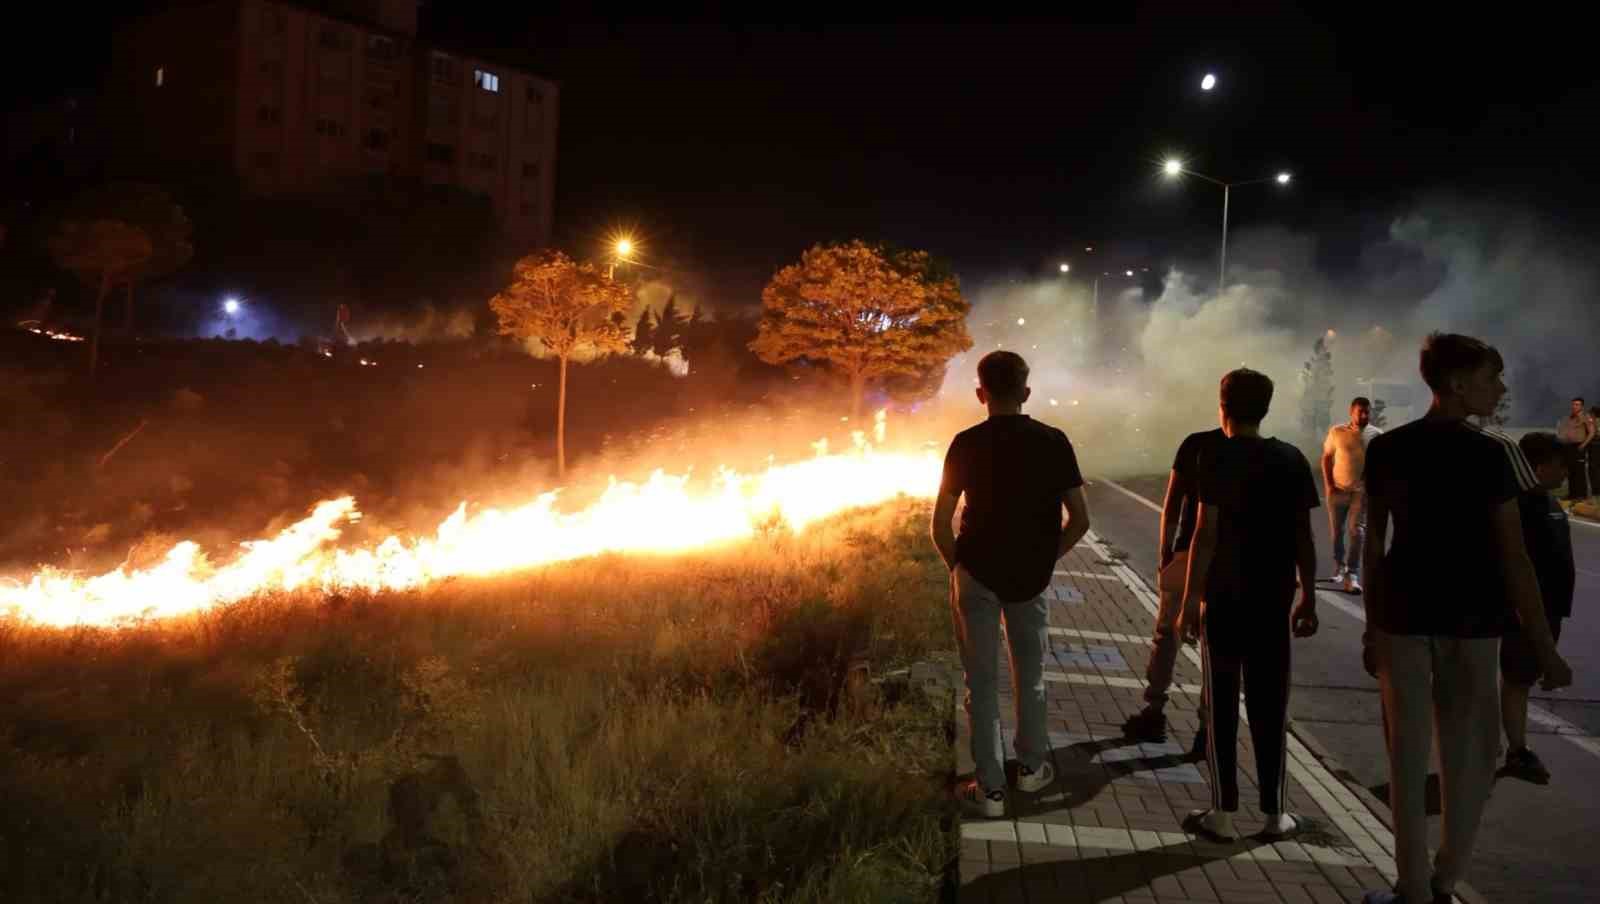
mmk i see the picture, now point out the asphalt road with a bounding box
[1083,474,1600,904]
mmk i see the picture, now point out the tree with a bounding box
[1298,336,1335,441]
[489,250,632,476]
[60,183,193,333]
[751,240,972,419]
[653,293,687,358]
[46,219,153,376]
[1369,398,1389,429]
[631,306,658,355]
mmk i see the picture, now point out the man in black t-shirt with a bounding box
[1360,333,1574,904]
[1122,426,1225,753]
[1497,431,1576,785]
[1176,368,1321,843]
[932,351,1091,818]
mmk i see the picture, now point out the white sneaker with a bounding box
[957,779,1005,818]
[1188,808,1239,841]
[1016,759,1056,793]
[1261,812,1301,838]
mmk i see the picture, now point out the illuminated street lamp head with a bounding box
[1201,73,1217,91]
[223,298,241,315]
[1276,172,1292,185]
[615,238,634,258]
[1059,263,1070,273]
[1125,270,1134,277]
[1163,159,1184,177]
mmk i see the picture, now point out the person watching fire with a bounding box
[931,350,1091,818]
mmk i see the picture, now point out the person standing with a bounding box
[932,350,1091,817]
[1177,368,1321,841]
[1121,424,1226,756]
[1360,334,1574,904]
[1497,431,1576,785]
[1321,396,1382,592]
[1556,397,1594,501]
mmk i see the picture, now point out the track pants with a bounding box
[1375,632,1500,903]
[1200,612,1291,813]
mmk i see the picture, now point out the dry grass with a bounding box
[0,498,955,904]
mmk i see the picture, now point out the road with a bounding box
[1084,474,1600,904]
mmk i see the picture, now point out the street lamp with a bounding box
[1201,73,1217,91]
[1059,263,1070,274]
[607,236,635,279]
[1161,159,1293,292]
[223,297,241,315]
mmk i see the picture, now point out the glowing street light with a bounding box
[607,235,636,279]
[1161,160,1295,292]
[615,238,633,258]
[1059,263,1070,273]
[223,297,241,315]
[1125,270,1134,277]
[1201,73,1217,91]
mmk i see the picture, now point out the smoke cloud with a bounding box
[938,198,1600,477]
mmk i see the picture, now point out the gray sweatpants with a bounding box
[1375,632,1501,902]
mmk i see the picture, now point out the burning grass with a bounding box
[0,498,955,904]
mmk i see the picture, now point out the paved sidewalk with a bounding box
[956,529,1436,904]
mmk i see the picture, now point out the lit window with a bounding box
[474,69,499,93]
[155,66,165,87]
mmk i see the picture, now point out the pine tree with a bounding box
[1299,336,1335,440]
[632,307,658,355]
[653,293,687,357]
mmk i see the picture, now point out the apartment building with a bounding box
[107,0,557,245]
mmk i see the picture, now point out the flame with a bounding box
[1,415,939,628]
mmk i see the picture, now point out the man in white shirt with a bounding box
[1322,397,1382,592]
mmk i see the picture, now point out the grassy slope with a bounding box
[0,498,954,904]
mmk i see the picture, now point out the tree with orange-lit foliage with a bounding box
[751,240,972,420]
[490,250,632,477]
[46,218,153,378]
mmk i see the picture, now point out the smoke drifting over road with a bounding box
[941,199,1600,477]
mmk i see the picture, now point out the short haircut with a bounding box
[1350,396,1372,409]
[1419,332,1503,394]
[1219,368,1274,424]
[1519,431,1565,469]
[1574,396,1586,404]
[977,350,1029,402]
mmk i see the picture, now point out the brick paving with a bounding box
[956,530,1423,904]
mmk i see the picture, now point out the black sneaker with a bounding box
[1186,729,1208,762]
[1121,706,1168,742]
[1501,746,1551,784]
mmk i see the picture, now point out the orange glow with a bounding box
[2,411,938,627]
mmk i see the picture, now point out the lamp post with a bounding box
[1162,159,1291,292]
[607,237,634,280]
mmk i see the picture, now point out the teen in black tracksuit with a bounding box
[1179,368,1322,841]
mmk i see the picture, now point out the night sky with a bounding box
[10,5,1600,306]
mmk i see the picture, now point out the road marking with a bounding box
[1096,476,1600,764]
[1054,569,1123,581]
[1043,668,1203,695]
[1099,475,1163,514]
[1049,626,1147,644]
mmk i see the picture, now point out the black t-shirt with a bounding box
[1364,417,1538,637]
[940,415,1085,602]
[1171,428,1228,554]
[1197,435,1320,605]
[1519,490,1575,621]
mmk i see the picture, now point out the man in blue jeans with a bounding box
[1321,397,1381,592]
[932,350,1092,817]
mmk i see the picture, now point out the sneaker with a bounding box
[1186,729,1208,761]
[1121,705,1168,742]
[1185,807,1238,841]
[1260,811,1301,838]
[957,779,1005,818]
[1016,759,1055,793]
[1501,746,1551,784]
[1342,571,1358,593]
